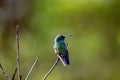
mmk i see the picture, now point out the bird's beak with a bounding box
[65,34,72,38]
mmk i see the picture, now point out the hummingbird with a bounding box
[53,34,72,66]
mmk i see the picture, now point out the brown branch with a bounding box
[25,54,40,80]
[12,67,17,80]
[0,63,12,80]
[43,58,59,80]
[16,25,22,80]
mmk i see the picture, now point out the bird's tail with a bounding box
[63,56,69,65]
[57,55,69,66]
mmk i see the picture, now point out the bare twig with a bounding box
[43,58,59,80]
[16,25,22,80]
[57,55,66,66]
[12,67,17,80]
[25,54,40,80]
[0,63,11,80]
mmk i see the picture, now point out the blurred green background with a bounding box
[0,0,120,80]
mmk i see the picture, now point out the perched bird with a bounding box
[53,34,72,66]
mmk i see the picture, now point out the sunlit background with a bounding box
[0,0,120,80]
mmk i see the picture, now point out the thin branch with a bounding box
[25,54,40,80]
[16,25,22,80]
[57,55,66,66]
[43,58,59,80]
[0,63,12,80]
[12,67,17,80]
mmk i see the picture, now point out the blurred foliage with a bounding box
[0,0,120,80]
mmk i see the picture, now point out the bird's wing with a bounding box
[58,43,70,65]
[59,48,70,66]
[63,48,70,65]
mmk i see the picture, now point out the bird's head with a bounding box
[54,34,72,42]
